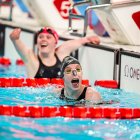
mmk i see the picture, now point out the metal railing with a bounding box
[68,0,91,37]
[68,0,110,37]
[0,0,13,21]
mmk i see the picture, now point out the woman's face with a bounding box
[36,33,56,54]
[63,64,82,90]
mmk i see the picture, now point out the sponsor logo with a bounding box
[124,65,140,80]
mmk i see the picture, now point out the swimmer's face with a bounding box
[36,27,58,54]
[63,64,82,89]
[37,33,56,54]
[36,27,58,43]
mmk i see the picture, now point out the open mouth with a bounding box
[71,79,79,83]
[71,78,79,88]
[41,44,48,48]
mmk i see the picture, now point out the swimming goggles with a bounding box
[37,27,59,43]
[64,68,82,76]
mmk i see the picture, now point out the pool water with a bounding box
[0,64,26,78]
[0,63,140,140]
[0,86,140,108]
[0,116,140,140]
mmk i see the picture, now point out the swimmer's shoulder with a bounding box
[86,86,102,101]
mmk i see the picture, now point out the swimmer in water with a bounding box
[10,27,100,78]
[59,56,102,103]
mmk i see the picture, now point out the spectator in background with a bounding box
[10,27,100,78]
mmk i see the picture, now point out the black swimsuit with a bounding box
[34,54,62,78]
[60,87,88,101]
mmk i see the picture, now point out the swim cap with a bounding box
[36,27,59,44]
[60,56,81,77]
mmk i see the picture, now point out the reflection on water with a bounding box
[0,64,26,78]
[0,116,140,140]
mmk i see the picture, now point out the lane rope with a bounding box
[0,78,90,87]
[0,105,140,119]
[0,78,118,88]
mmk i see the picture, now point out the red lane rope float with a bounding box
[51,78,64,86]
[94,80,118,89]
[16,59,24,65]
[0,57,11,66]
[82,79,89,86]
[0,78,117,88]
[0,78,51,87]
[0,105,140,119]
[0,78,89,87]
[0,58,24,66]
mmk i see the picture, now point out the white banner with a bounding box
[79,46,116,85]
[120,53,140,94]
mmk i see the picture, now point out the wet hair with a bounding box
[60,56,81,77]
[34,27,59,44]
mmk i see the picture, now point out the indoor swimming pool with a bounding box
[0,0,140,139]
[0,60,140,140]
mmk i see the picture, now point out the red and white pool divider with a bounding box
[15,59,24,65]
[0,105,140,119]
[0,78,90,87]
[0,57,11,66]
[94,80,118,89]
[0,78,118,88]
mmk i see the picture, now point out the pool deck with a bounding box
[0,18,140,54]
